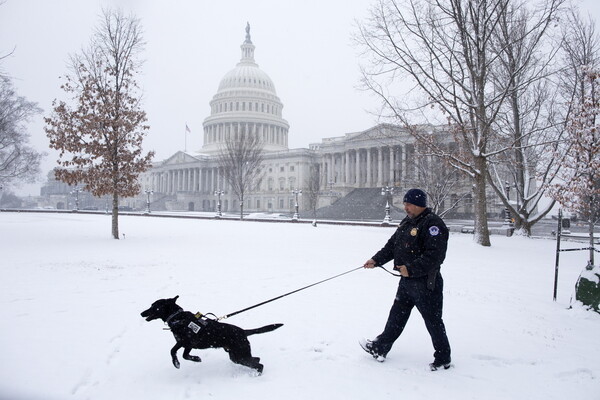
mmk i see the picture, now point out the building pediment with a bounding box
[161,151,201,166]
[345,124,406,143]
[313,124,410,150]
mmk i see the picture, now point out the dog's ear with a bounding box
[172,295,179,302]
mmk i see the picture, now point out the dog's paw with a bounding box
[185,355,202,363]
[172,358,181,369]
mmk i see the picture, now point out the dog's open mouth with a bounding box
[140,310,157,321]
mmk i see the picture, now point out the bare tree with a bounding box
[485,0,566,236]
[559,9,599,111]
[305,163,321,220]
[414,148,466,218]
[357,0,564,245]
[0,189,22,208]
[358,0,511,246]
[45,9,153,239]
[0,76,44,188]
[217,130,265,220]
[0,49,14,80]
[0,1,13,79]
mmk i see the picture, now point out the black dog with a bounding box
[141,296,282,373]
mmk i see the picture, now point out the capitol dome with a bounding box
[217,64,276,94]
[201,23,289,154]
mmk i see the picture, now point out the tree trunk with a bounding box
[112,191,119,239]
[473,156,491,246]
[521,220,533,237]
[589,217,595,267]
[239,197,244,220]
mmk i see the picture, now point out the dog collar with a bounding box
[165,310,183,325]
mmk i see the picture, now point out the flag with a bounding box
[185,124,191,133]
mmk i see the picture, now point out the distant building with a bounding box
[135,24,461,216]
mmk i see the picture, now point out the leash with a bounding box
[378,265,402,277]
[217,266,365,320]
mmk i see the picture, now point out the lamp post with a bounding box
[71,187,82,211]
[381,185,394,225]
[292,189,302,221]
[214,190,224,218]
[144,189,153,214]
[503,181,513,227]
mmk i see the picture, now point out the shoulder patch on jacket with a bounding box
[429,226,440,236]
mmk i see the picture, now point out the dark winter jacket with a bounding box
[371,208,449,290]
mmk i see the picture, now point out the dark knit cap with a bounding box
[403,188,427,207]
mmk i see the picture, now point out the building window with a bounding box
[280,166,285,172]
[279,178,285,190]
[279,198,284,208]
[256,199,260,209]
[290,165,295,172]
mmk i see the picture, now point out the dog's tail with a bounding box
[244,323,283,336]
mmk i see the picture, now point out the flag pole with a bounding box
[184,123,191,153]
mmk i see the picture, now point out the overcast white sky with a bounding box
[1,0,599,196]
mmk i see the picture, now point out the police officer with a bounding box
[362,188,452,371]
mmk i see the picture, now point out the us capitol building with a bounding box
[41,24,476,218]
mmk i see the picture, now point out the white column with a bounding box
[377,147,383,187]
[345,151,350,185]
[389,146,395,186]
[192,168,197,192]
[355,150,361,187]
[366,149,372,187]
[167,172,170,193]
[329,154,335,183]
[401,145,406,182]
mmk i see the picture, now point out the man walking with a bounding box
[362,188,452,371]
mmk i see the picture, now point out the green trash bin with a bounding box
[575,264,600,313]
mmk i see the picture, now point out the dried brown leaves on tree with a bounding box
[45,9,153,238]
[551,68,600,264]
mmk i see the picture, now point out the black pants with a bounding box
[375,274,451,363]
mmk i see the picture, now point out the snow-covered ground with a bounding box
[1,212,598,400]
